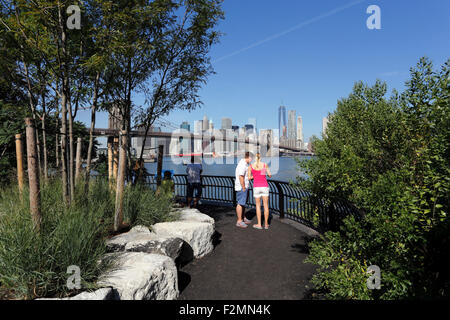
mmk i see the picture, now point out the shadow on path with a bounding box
[178,205,318,300]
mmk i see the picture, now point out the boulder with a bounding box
[36,287,118,300]
[152,221,214,259]
[178,208,215,225]
[98,252,178,300]
[106,225,184,260]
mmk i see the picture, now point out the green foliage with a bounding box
[0,177,175,299]
[123,183,178,228]
[299,57,450,299]
[0,178,113,299]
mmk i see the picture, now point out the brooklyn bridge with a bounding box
[92,127,313,159]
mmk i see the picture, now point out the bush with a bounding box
[299,57,450,299]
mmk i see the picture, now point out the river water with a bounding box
[144,156,311,183]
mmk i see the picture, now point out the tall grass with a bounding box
[0,176,176,299]
[123,183,178,227]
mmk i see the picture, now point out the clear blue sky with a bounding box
[77,0,450,145]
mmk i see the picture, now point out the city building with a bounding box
[278,106,287,138]
[232,125,239,132]
[297,116,303,149]
[288,110,297,145]
[202,115,209,131]
[194,120,203,134]
[180,121,190,132]
[244,124,254,134]
[221,117,232,130]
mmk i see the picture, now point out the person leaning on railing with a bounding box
[156,170,175,198]
[186,156,203,208]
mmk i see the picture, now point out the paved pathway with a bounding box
[178,205,318,300]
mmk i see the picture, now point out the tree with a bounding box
[297,57,449,299]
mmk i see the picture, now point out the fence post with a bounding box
[156,145,164,187]
[75,137,82,182]
[114,130,127,232]
[25,118,41,231]
[275,181,285,219]
[107,136,113,185]
[15,134,24,195]
[113,136,119,181]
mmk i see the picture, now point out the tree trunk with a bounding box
[15,134,24,195]
[114,130,127,232]
[75,137,82,182]
[84,72,100,193]
[68,100,75,200]
[25,118,41,231]
[58,1,70,204]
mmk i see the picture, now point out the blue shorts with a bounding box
[187,183,202,198]
[236,189,248,206]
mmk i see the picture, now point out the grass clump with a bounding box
[0,177,176,299]
[0,178,114,299]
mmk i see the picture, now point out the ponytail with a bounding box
[256,153,261,167]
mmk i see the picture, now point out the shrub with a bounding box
[299,57,450,299]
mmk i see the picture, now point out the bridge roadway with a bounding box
[92,128,312,154]
[177,205,319,300]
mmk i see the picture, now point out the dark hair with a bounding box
[245,151,253,159]
[163,171,172,179]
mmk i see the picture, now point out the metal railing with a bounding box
[144,174,361,233]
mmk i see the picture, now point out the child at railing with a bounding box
[156,170,175,198]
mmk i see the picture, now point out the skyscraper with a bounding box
[180,121,190,132]
[194,120,203,134]
[278,106,287,138]
[221,118,232,130]
[297,116,303,149]
[202,115,209,131]
[288,110,297,144]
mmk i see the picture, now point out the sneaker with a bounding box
[243,217,252,224]
[236,221,248,228]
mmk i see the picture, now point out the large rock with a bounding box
[152,221,214,259]
[106,226,184,260]
[36,287,118,300]
[178,208,215,225]
[98,252,178,300]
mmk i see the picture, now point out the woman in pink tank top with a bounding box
[248,153,272,229]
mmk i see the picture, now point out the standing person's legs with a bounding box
[193,183,202,207]
[262,195,270,228]
[186,183,193,208]
[254,196,262,227]
[236,189,248,228]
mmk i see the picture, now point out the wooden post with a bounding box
[75,137,82,182]
[156,145,164,187]
[15,134,24,194]
[107,136,113,182]
[114,130,127,232]
[25,118,41,231]
[113,136,119,180]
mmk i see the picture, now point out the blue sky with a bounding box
[77,0,450,145]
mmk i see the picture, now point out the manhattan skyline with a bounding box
[74,0,450,145]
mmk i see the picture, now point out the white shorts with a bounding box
[253,187,270,198]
